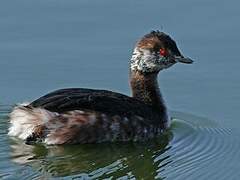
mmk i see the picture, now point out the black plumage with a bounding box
[30,88,162,124]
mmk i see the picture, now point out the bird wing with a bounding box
[29,88,157,120]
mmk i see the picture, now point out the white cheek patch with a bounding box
[130,48,157,72]
[130,48,141,70]
[130,48,173,73]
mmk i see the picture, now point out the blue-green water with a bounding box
[1,0,240,179]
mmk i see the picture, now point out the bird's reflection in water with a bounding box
[9,130,173,179]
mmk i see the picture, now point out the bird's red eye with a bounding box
[159,48,168,57]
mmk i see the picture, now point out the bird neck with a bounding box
[130,71,169,125]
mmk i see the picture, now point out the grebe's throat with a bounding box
[130,71,168,116]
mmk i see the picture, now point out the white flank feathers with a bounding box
[8,103,57,140]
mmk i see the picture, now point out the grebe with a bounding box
[8,31,193,145]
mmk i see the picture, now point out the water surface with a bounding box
[1,0,240,179]
[1,110,240,179]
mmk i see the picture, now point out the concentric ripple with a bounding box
[1,106,240,179]
[156,111,240,180]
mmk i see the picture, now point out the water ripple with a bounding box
[1,108,240,179]
[157,112,240,180]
